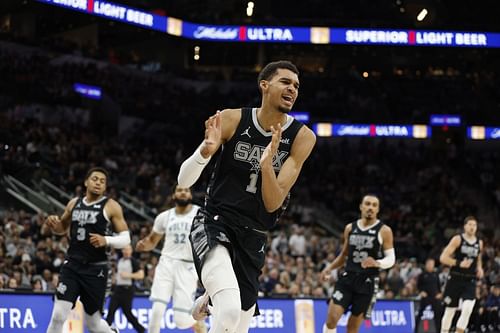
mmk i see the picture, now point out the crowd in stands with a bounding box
[1,39,500,331]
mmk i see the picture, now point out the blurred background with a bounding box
[0,1,499,332]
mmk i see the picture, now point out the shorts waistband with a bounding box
[67,257,108,266]
[450,271,476,279]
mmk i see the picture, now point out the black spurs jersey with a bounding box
[67,196,112,263]
[451,234,480,276]
[345,220,384,276]
[205,107,303,230]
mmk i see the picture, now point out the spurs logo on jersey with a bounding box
[234,141,289,171]
[460,243,479,258]
[72,210,100,225]
[349,234,375,250]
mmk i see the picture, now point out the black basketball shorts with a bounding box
[56,259,109,315]
[442,273,476,307]
[331,271,377,316]
[189,210,266,312]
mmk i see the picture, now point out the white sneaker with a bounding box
[192,292,210,321]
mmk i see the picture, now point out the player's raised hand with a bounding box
[201,111,222,158]
[260,123,282,168]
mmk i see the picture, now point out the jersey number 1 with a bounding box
[246,173,259,193]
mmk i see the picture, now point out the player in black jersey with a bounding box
[44,167,131,333]
[439,216,483,333]
[320,195,395,333]
[177,60,316,333]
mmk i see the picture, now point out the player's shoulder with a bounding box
[220,108,242,119]
[380,223,393,232]
[296,123,316,142]
[156,207,175,219]
[190,204,202,212]
[291,125,316,155]
[67,197,80,208]
[104,198,121,210]
[450,234,462,243]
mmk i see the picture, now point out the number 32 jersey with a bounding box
[153,205,200,261]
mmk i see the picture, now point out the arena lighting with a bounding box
[246,1,254,17]
[37,0,500,48]
[194,45,200,60]
[313,123,431,138]
[429,114,461,126]
[467,126,500,140]
[289,111,310,123]
[73,83,102,99]
[417,8,428,22]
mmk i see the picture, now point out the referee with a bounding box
[106,244,146,333]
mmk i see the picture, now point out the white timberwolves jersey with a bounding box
[152,205,200,261]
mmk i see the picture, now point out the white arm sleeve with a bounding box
[177,146,211,188]
[105,231,131,249]
[376,248,396,269]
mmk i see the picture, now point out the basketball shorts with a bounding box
[331,271,378,316]
[150,256,198,314]
[189,210,266,312]
[56,259,108,315]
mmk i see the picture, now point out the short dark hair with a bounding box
[171,183,191,194]
[85,167,109,181]
[257,60,299,91]
[463,216,477,225]
[361,193,380,203]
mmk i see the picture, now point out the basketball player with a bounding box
[319,194,395,333]
[439,216,483,333]
[45,167,130,333]
[177,60,316,333]
[135,185,206,333]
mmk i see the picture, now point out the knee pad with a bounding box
[441,307,457,333]
[211,289,241,332]
[85,311,109,333]
[173,311,196,329]
[457,300,475,330]
[149,302,167,333]
[51,300,73,323]
[202,245,239,297]
[47,300,73,333]
[235,305,256,333]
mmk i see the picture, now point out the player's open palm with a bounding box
[203,111,222,157]
[260,123,282,168]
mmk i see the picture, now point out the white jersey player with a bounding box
[136,185,206,333]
